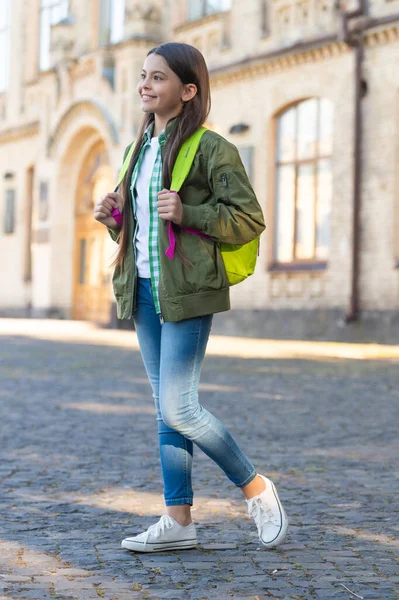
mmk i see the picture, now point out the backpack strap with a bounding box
[113,127,208,259]
[170,126,207,192]
[165,127,208,259]
[117,141,136,187]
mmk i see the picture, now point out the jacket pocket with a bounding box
[180,230,228,292]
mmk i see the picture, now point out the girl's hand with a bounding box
[157,189,183,225]
[94,192,123,229]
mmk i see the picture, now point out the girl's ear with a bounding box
[181,83,198,103]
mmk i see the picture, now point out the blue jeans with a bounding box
[132,278,257,506]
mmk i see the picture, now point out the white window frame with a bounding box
[39,0,69,71]
[188,0,232,21]
[0,1,10,93]
[273,98,334,265]
[99,0,126,46]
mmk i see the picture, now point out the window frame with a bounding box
[0,0,10,93]
[99,0,126,47]
[39,0,69,72]
[4,188,16,235]
[270,97,333,270]
[261,0,270,37]
[187,0,232,22]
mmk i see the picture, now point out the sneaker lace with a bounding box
[248,497,277,532]
[143,515,175,544]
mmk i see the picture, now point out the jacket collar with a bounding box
[143,117,178,145]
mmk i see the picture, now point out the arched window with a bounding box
[39,0,69,71]
[274,98,333,265]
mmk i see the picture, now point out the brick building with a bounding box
[1,0,399,328]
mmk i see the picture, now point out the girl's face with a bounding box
[138,53,196,119]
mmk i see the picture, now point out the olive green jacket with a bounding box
[108,129,265,322]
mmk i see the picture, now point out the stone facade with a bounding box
[0,0,399,323]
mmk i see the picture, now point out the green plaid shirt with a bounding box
[130,124,166,316]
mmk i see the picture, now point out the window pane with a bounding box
[295,164,315,259]
[297,99,318,160]
[4,189,15,234]
[49,0,69,24]
[99,0,110,45]
[206,0,231,13]
[40,8,51,70]
[40,1,69,69]
[276,107,296,163]
[319,98,333,156]
[189,0,203,20]
[39,182,49,221]
[275,165,295,262]
[316,159,332,260]
[110,0,125,44]
[61,0,69,19]
[237,146,253,182]
[52,3,61,23]
[0,1,10,29]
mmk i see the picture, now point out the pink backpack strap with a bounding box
[165,192,210,259]
[165,221,176,259]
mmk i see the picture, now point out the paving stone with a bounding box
[0,327,398,599]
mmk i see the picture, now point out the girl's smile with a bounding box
[137,53,197,134]
[141,94,157,102]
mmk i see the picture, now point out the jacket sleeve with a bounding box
[179,136,266,245]
[106,143,133,244]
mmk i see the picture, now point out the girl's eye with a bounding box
[154,76,161,81]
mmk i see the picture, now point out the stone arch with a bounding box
[47,99,119,159]
[50,123,114,318]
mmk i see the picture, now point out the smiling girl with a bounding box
[94,43,288,553]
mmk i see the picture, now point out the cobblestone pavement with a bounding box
[0,319,398,600]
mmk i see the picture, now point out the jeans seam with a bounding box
[191,414,256,487]
[183,317,254,488]
[188,319,203,411]
[165,497,193,506]
[236,470,257,488]
[183,436,191,504]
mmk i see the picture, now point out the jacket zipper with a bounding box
[221,173,229,202]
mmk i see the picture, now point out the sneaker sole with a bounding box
[121,538,198,553]
[259,481,289,549]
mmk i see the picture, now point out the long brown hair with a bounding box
[113,42,211,271]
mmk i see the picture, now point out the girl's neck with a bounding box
[153,111,181,137]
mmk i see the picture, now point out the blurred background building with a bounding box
[1,0,399,329]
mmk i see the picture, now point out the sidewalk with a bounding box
[0,319,398,600]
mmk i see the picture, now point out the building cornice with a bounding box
[174,12,225,35]
[0,121,40,145]
[209,19,399,86]
[209,35,348,86]
[365,23,399,47]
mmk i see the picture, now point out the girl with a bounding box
[94,42,288,553]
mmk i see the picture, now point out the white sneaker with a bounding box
[247,474,288,548]
[121,515,198,553]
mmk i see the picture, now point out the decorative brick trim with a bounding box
[209,40,349,86]
[0,121,40,144]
